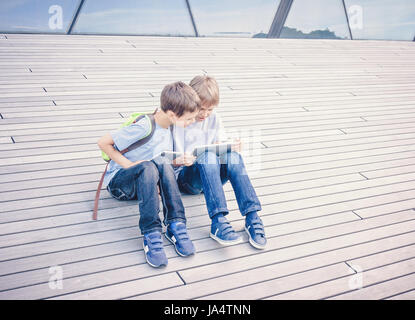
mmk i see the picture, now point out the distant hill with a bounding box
[253,26,345,39]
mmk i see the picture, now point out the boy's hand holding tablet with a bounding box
[172,152,196,167]
[192,140,240,157]
[162,139,242,167]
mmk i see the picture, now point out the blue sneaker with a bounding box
[210,216,242,245]
[143,231,168,268]
[245,217,267,249]
[165,221,195,257]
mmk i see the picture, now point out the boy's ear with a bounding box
[166,110,178,122]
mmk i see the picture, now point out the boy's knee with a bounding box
[151,158,175,177]
[138,161,159,180]
[224,151,242,166]
[223,151,247,175]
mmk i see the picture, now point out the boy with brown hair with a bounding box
[98,81,201,268]
[171,76,267,249]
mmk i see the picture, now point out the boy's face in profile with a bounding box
[196,103,216,122]
[172,110,199,128]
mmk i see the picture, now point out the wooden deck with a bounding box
[0,34,414,300]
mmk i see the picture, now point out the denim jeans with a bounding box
[177,150,262,219]
[107,157,186,235]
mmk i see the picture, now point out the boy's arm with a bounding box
[97,133,143,169]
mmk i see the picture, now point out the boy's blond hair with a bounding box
[189,75,219,107]
[160,81,201,117]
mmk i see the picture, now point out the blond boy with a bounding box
[171,76,266,249]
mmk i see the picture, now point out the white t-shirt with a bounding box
[171,111,228,177]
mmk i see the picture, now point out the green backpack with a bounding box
[94,111,156,220]
[101,112,156,162]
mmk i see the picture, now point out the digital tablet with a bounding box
[192,143,234,157]
[159,151,184,161]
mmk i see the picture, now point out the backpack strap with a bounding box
[93,112,157,220]
[119,114,156,155]
[93,162,109,220]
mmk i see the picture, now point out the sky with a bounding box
[0,0,413,40]
[0,0,80,33]
[72,0,194,35]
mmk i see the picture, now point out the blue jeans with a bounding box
[107,157,186,235]
[177,150,262,219]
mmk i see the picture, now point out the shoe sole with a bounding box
[143,243,168,268]
[244,226,266,250]
[165,233,194,257]
[210,232,243,246]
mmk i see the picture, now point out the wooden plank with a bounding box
[386,289,415,300]
[3,140,414,205]
[1,154,413,196]
[2,220,412,293]
[0,212,355,296]
[1,96,414,123]
[3,126,414,160]
[268,257,415,300]
[2,98,414,131]
[355,199,415,220]
[0,150,410,222]
[0,81,411,102]
[34,78,409,93]
[195,264,352,300]
[0,170,364,211]
[1,211,413,299]
[1,86,412,110]
[1,157,415,215]
[2,271,183,300]
[362,163,415,179]
[0,155,413,226]
[2,117,414,153]
[341,121,415,134]
[179,214,415,285]
[3,92,414,115]
[347,243,415,272]
[129,222,415,300]
[0,158,103,176]
[0,167,412,229]
[0,137,12,144]
[0,200,358,249]
[47,272,184,300]
[1,74,390,87]
[0,150,98,166]
[0,125,412,176]
[0,120,410,157]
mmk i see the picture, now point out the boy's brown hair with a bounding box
[189,75,219,107]
[160,81,201,117]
